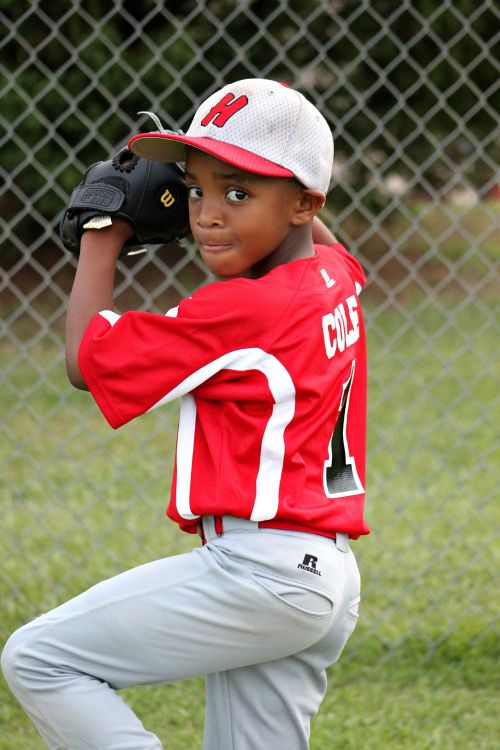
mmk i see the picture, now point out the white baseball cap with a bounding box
[129,78,334,195]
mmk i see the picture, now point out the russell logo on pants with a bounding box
[297,554,322,576]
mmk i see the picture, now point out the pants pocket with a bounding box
[252,570,334,617]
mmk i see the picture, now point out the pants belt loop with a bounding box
[335,533,349,553]
[197,521,207,545]
[200,516,225,544]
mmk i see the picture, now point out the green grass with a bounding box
[1,287,499,747]
[399,200,500,260]
[340,199,500,262]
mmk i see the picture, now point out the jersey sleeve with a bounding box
[319,242,367,293]
[78,280,283,429]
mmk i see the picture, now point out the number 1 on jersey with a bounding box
[323,361,364,498]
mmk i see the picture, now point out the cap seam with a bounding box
[278,91,303,182]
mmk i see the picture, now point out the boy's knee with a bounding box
[1,623,38,690]
[1,628,23,687]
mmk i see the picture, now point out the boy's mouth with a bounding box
[199,241,233,254]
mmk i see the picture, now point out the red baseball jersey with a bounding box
[79,243,369,538]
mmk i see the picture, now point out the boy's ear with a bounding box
[291,189,326,226]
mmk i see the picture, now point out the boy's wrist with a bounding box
[80,218,134,258]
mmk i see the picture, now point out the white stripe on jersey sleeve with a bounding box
[99,310,121,326]
[146,348,296,523]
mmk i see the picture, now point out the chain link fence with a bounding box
[1,0,499,666]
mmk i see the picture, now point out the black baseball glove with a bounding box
[60,147,190,257]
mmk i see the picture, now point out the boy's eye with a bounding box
[226,188,248,203]
[188,186,203,200]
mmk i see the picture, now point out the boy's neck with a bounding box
[249,225,314,279]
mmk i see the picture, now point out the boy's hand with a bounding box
[60,147,190,257]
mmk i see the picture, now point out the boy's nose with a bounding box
[195,198,224,228]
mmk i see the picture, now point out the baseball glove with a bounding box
[60,147,190,257]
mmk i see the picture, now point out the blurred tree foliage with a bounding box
[0,0,498,260]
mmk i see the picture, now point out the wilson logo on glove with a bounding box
[160,189,176,208]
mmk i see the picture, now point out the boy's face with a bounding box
[184,149,314,279]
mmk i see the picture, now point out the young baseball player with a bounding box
[2,79,369,750]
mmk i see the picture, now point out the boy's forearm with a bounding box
[312,216,337,245]
[65,222,132,389]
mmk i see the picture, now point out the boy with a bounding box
[2,79,368,750]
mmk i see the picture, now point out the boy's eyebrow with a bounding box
[184,168,259,183]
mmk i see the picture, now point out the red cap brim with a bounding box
[128,132,294,179]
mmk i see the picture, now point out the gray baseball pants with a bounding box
[1,516,361,750]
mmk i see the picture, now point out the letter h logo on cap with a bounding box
[201,92,249,128]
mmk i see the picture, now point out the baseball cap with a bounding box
[128,78,334,194]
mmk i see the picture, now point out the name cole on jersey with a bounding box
[322,293,360,360]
